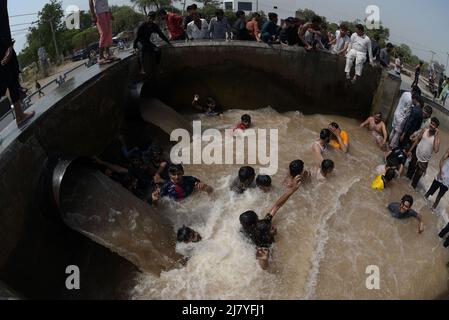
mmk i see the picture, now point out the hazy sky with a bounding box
[7,0,449,67]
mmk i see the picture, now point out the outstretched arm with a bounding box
[312,143,324,163]
[381,123,388,144]
[360,117,371,128]
[415,213,424,234]
[268,176,301,220]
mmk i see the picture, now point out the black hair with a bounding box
[330,122,340,130]
[384,168,396,182]
[128,149,143,161]
[320,129,331,140]
[411,85,421,97]
[215,9,224,16]
[186,5,192,11]
[241,114,251,123]
[169,164,184,175]
[206,97,216,105]
[268,12,278,20]
[148,144,163,155]
[431,117,440,127]
[386,43,394,48]
[423,105,433,115]
[373,34,380,41]
[236,10,245,18]
[158,9,167,16]
[374,112,383,117]
[340,23,348,31]
[401,195,414,207]
[238,166,256,183]
[240,211,259,229]
[321,159,334,172]
[177,226,195,242]
[311,15,322,24]
[147,11,157,18]
[355,24,364,32]
[386,158,399,169]
[289,160,304,177]
[256,175,272,187]
[252,12,260,19]
[252,219,274,248]
[191,4,198,9]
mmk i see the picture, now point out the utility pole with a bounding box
[49,18,60,64]
[446,52,449,76]
[430,50,436,63]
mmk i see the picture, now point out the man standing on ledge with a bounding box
[344,24,374,84]
[0,0,35,127]
[89,0,119,65]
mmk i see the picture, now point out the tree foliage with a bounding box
[130,0,172,14]
[111,6,145,34]
[18,2,146,68]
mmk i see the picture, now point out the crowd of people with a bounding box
[131,5,405,83]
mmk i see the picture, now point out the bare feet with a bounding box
[16,111,35,127]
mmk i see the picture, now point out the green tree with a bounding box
[295,8,327,24]
[18,0,65,67]
[111,5,145,34]
[71,27,99,50]
[130,0,172,14]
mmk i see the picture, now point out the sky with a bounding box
[7,0,449,67]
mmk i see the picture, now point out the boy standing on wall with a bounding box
[89,0,119,65]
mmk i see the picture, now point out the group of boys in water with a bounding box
[93,89,449,269]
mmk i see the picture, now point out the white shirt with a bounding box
[394,58,402,73]
[187,19,209,40]
[392,92,412,130]
[93,0,110,14]
[332,30,350,54]
[416,129,435,163]
[348,33,373,62]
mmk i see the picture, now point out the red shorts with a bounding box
[96,12,113,48]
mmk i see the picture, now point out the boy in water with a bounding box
[144,144,170,185]
[191,94,223,117]
[313,159,335,182]
[284,160,311,188]
[239,175,302,269]
[177,226,202,243]
[387,195,424,234]
[360,112,388,150]
[153,164,213,203]
[371,168,396,191]
[234,114,252,132]
[256,175,272,193]
[329,122,349,153]
[231,166,256,194]
[312,129,331,163]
